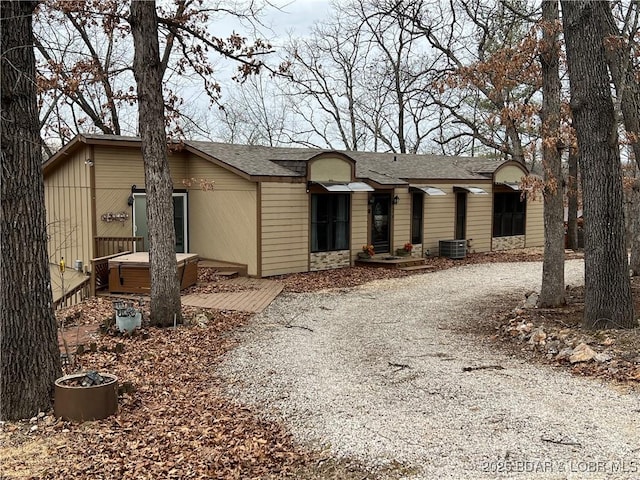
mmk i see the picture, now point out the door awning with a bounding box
[410,186,446,196]
[312,181,375,192]
[496,182,520,191]
[453,185,489,195]
[347,181,375,192]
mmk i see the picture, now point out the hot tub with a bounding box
[108,252,199,294]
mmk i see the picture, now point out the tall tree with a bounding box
[565,147,580,250]
[34,0,275,152]
[596,0,640,276]
[538,0,565,307]
[406,0,540,164]
[1,0,62,419]
[130,0,181,327]
[561,0,636,329]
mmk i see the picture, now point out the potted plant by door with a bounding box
[396,242,413,257]
[358,244,375,259]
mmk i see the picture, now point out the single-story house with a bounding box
[43,133,543,279]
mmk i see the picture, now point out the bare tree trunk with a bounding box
[130,0,182,327]
[630,177,640,275]
[595,1,640,275]
[561,0,636,329]
[539,0,565,308]
[1,0,62,419]
[566,148,580,250]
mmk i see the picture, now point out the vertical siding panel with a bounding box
[44,148,93,273]
[187,156,258,274]
[525,197,545,247]
[423,184,455,255]
[351,192,368,259]
[261,183,308,277]
[392,189,411,251]
[465,185,493,253]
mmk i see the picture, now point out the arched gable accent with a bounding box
[308,153,355,183]
[494,161,528,185]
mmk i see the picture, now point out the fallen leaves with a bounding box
[7,247,631,479]
[4,311,314,479]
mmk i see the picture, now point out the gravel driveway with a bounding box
[218,260,639,479]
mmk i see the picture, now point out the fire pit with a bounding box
[54,371,118,421]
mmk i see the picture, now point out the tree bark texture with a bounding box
[1,1,62,419]
[566,148,580,250]
[595,1,640,276]
[561,0,636,329]
[130,0,182,327]
[539,0,565,308]
[630,178,640,275]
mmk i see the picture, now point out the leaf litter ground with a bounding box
[1,249,638,479]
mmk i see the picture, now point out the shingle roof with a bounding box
[186,141,315,177]
[348,151,489,181]
[47,134,518,183]
[191,144,495,181]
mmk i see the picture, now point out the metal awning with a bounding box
[497,182,520,191]
[410,186,447,196]
[347,182,375,192]
[313,181,374,192]
[453,185,489,195]
[315,182,351,192]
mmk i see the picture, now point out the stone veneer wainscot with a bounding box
[310,250,351,271]
[492,235,526,251]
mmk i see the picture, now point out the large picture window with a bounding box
[493,192,525,237]
[311,194,350,252]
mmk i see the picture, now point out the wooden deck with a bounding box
[50,264,90,308]
[181,277,283,313]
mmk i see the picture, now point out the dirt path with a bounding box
[219,260,640,479]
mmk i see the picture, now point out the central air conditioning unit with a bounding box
[439,239,467,259]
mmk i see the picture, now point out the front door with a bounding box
[370,194,391,253]
[133,192,188,253]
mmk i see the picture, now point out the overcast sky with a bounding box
[215,0,332,43]
[264,0,332,37]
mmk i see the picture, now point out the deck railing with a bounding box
[90,251,131,296]
[94,236,144,258]
[54,277,91,309]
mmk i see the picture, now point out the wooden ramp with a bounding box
[181,277,283,313]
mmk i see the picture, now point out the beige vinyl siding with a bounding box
[309,157,351,182]
[186,156,257,274]
[93,146,189,238]
[351,192,369,259]
[44,148,93,271]
[525,196,544,247]
[465,184,493,253]
[392,189,411,251]
[495,164,527,184]
[93,146,188,189]
[422,184,455,255]
[94,189,134,237]
[261,183,308,277]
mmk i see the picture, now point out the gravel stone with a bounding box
[218,260,640,479]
